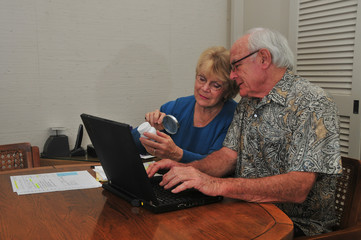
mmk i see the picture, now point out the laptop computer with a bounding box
[80,113,223,213]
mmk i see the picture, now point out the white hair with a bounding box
[246,28,294,70]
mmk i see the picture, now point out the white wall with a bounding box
[243,0,290,39]
[0,0,231,151]
[230,0,290,103]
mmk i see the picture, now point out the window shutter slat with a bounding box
[296,0,357,95]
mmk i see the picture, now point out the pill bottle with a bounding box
[137,122,156,138]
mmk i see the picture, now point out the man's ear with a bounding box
[258,48,272,68]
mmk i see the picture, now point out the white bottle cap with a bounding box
[138,122,156,138]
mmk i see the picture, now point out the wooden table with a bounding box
[40,155,99,166]
[0,164,294,240]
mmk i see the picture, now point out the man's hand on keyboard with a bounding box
[146,159,184,177]
[160,165,222,197]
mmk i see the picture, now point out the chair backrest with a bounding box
[0,142,40,171]
[334,156,361,229]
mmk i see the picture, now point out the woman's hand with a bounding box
[145,109,166,131]
[140,131,183,161]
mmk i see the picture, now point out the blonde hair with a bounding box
[195,46,238,101]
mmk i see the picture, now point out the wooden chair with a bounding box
[296,156,361,239]
[0,142,40,171]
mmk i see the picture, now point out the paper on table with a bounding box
[11,170,101,195]
[143,161,156,170]
[93,166,107,182]
[140,154,155,160]
[92,161,158,182]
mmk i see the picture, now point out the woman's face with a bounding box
[194,69,226,109]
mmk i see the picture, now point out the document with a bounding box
[92,161,158,182]
[11,170,101,195]
[143,161,156,170]
[92,166,107,182]
[140,154,155,160]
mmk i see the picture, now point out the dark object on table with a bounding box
[87,144,97,157]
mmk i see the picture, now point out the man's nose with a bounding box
[230,70,238,80]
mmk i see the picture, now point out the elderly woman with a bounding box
[132,46,238,163]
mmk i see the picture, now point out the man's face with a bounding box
[230,37,266,98]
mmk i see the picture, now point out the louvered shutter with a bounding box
[290,0,361,158]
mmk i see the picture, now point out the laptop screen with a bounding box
[81,113,157,203]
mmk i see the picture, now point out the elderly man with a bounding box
[146,28,341,237]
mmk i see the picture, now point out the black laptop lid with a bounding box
[81,113,157,203]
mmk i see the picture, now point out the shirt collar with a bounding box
[264,69,294,107]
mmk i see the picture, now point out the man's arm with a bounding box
[146,146,238,178]
[150,147,316,204]
[162,163,316,203]
[218,171,317,203]
[189,147,238,177]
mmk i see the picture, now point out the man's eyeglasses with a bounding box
[231,50,259,72]
[196,75,223,91]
